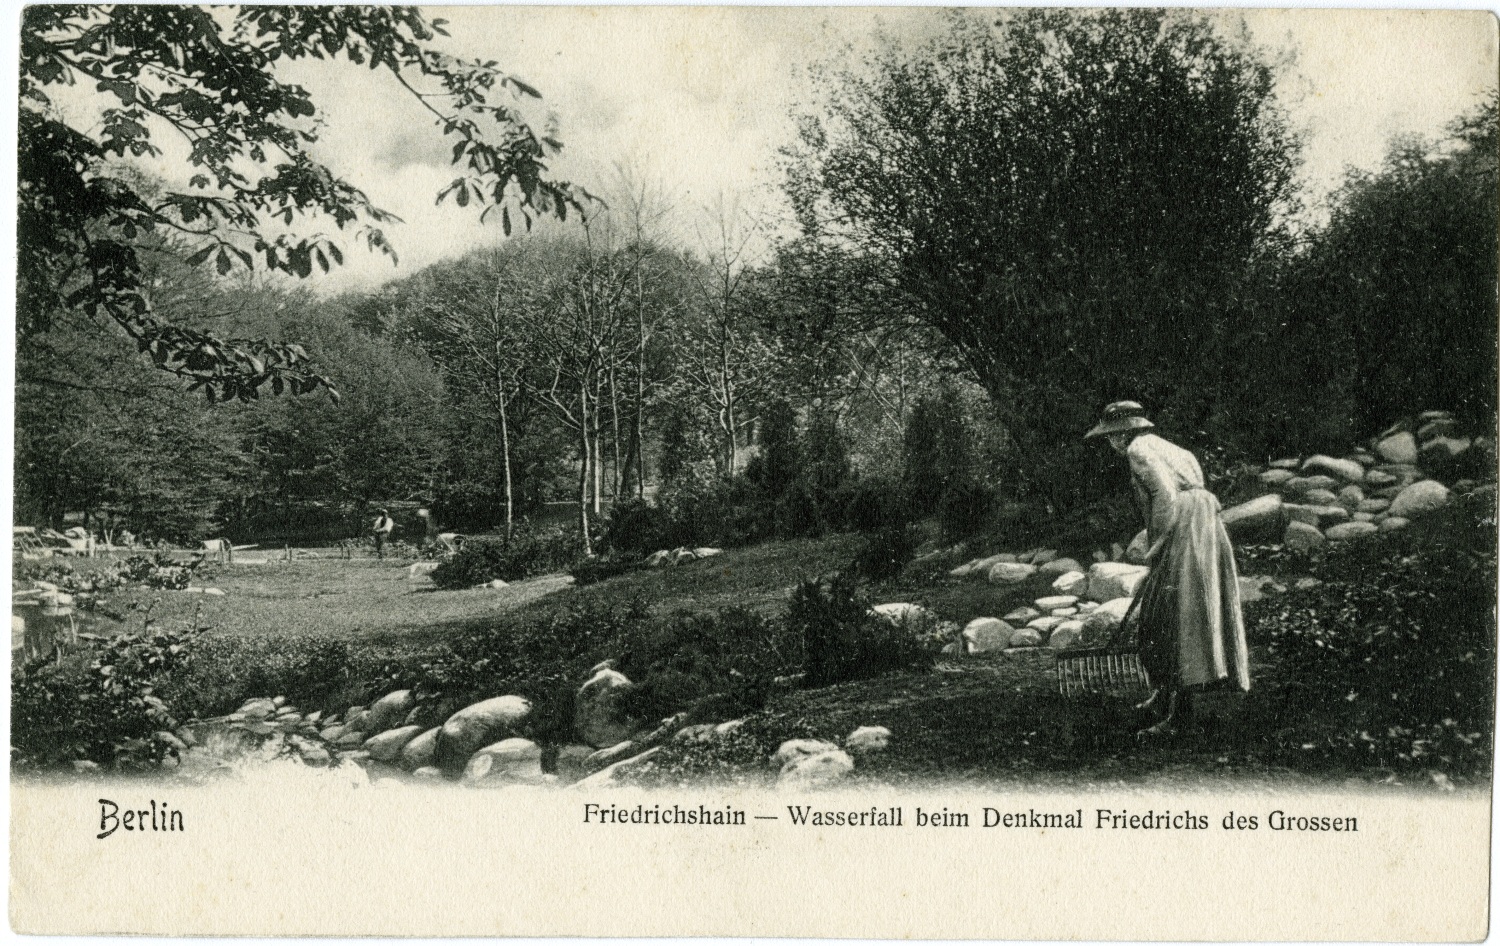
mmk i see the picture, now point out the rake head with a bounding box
[1055,649,1151,700]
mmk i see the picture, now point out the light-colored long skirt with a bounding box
[1135,489,1251,692]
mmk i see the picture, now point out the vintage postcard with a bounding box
[9,4,1497,940]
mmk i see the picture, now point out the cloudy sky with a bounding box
[115,6,1500,291]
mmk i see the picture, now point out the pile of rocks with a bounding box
[643,547,724,567]
[163,657,705,788]
[934,560,1149,655]
[769,725,891,790]
[1220,411,1491,551]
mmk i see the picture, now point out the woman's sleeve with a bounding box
[1128,443,1176,553]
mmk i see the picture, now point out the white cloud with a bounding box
[60,7,1500,293]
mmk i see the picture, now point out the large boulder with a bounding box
[363,725,424,763]
[948,558,985,578]
[1008,627,1044,648]
[1051,571,1089,596]
[462,738,545,784]
[1258,469,1294,487]
[435,695,533,775]
[1302,488,1341,507]
[364,689,416,735]
[987,562,1037,584]
[1336,485,1366,508]
[1389,480,1452,519]
[772,739,842,769]
[1325,521,1379,541]
[1087,562,1149,602]
[1421,436,1473,475]
[399,727,440,771]
[1034,594,1079,611]
[1037,557,1083,576]
[1221,495,1285,542]
[1003,606,1042,624]
[1079,597,1133,646]
[845,726,891,756]
[1284,503,1348,527]
[1286,475,1340,495]
[1379,516,1411,533]
[1030,549,1059,566]
[1418,416,1459,440]
[960,553,1012,578]
[1283,520,1326,550]
[1357,498,1391,514]
[777,748,855,790]
[1363,469,1399,488]
[1376,431,1419,465]
[962,618,1015,654]
[1027,615,1066,634]
[1301,455,1364,483]
[575,669,640,748]
[1047,621,1085,649]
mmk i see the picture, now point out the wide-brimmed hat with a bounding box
[1085,401,1154,440]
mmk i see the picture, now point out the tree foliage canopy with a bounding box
[20,5,578,401]
[787,9,1302,504]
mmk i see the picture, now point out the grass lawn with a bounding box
[88,534,867,647]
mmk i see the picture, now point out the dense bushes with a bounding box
[851,525,919,581]
[158,635,356,719]
[616,609,801,724]
[1240,494,1496,777]
[12,622,200,770]
[430,524,582,589]
[393,597,652,743]
[788,573,937,688]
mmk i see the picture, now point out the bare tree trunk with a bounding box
[635,274,648,498]
[499,387,514,543]
[578,384,593,556]
[609,363,622,498]
[591,380,604,516]
[719,317,736,474]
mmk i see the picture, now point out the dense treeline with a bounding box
[16,12,1496,549]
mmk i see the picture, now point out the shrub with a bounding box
[159,635,355,719]
[745,399,802,499]
[851,524,919,581]
[938,481,997,542]
[12,620,201,770]
[656,475,769,549]
[788,572,935,688]
[393,597,653,744]
[569,555,638,587]
[615,608,801,724]
[599,497,672,556]
[1243,494,1495,778]
[904,387,974,515]
[842,477,911,533]
[430,524,580,589]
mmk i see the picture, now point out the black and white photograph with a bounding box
[9,4,1498,938]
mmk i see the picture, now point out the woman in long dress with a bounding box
[1085,401,1250,738]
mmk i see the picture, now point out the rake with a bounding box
[1053,595,1151,701]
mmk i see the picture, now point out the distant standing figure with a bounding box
[416,508,462,556]
[1085,401,1250,740]
[372,509,395,560]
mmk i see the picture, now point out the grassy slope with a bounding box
[89,534,865,647]
[74,498,1491,791]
